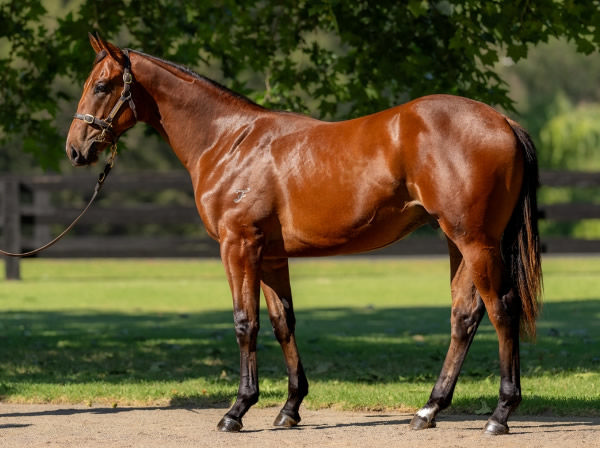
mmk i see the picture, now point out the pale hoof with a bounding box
[217,415,243,432]
[410,415,436,430]
[484,419,509,435]
[273,411,300,427]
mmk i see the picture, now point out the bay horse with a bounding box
[66,34,542,435]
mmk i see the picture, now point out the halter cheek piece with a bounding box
[73,49,137,145]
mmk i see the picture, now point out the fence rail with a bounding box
[2,169,599,279]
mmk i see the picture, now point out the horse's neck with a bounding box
[131,52,262,171]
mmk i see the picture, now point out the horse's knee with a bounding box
[234,311,259,348]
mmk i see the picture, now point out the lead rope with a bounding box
[0,144,117,258]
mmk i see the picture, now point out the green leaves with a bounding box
[540,96,600,171]
[2,0,600,169]
[0,0,63,170]
[407,0,429,18]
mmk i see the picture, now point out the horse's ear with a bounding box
[96,34,125,65]
[90,32,126,66]
[88,32,103,54]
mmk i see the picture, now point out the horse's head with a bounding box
[66,34,137,166]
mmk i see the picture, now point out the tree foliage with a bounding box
[539,94,600,170]
[2,0,600,169]
[497,37,600,170]
[498,37,600,142]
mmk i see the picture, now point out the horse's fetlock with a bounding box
[430,392,452,411]
[289,376,309,399]
[239,388,259,406]
[299,377,309,397]
[499,380,521,407]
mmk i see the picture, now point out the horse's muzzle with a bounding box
[69,142,100,166]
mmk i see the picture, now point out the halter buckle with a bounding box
[123,72,133,84]
[83,114,95,124]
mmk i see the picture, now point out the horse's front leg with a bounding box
[216,228,264,432]
[261,258,309,427]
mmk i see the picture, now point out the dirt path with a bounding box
[1,403,599,447]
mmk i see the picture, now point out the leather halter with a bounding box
[73,49,137,144]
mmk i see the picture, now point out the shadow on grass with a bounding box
[0,299,599,409]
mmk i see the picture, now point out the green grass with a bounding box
[1,257,599,416]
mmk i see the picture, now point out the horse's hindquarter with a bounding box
[401,95,524,244]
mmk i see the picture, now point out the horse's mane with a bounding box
[129,49,263,109]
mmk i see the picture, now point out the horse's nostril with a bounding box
[70,146,80,162]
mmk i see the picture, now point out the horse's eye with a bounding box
[93,82,110,95]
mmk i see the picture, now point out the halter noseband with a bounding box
[74,49,137,144]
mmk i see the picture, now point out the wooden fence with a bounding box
[2,170,599,279]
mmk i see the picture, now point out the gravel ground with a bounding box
[1,403,599,447]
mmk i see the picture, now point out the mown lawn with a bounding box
[0,257,599,416]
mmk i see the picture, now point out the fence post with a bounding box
[2,176,21,280]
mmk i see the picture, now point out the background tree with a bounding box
[497,37,600,241]
[2,0,600,170]
[498,37,600,171]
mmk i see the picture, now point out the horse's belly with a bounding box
[279,201,431,257]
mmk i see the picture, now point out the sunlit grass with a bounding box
[0,257,599,415]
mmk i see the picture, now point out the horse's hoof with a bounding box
[217,415,243,432]
[409,415,436,430]
[484,419,509,435]
[273,411,300,427]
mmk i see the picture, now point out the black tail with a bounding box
[503,120,543,338]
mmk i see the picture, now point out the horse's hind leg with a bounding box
[411,239,485,430]
[261,258,309,427]
[460,239,522,435]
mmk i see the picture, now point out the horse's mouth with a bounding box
[70,140,104,166]
[86,141,103,164]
